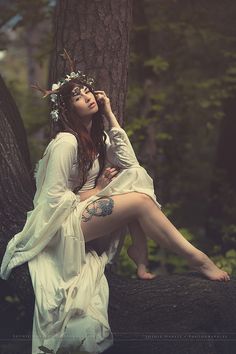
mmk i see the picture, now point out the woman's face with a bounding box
[70,85,98,118]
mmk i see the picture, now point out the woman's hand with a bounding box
[94,90,112,117]
[94,90,121,128]
[96,166,121,192]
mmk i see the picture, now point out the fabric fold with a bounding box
[0,133,81,280]
[0,126,162,354]
[104,127,140,168]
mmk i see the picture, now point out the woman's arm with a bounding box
[103,110,140,168]
[105,111,121,129]
[95,91,140,167]
[0,135,81,280]
[46,139,78,202]
[78,187,100,202]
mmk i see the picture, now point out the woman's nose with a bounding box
[83,93,90,102]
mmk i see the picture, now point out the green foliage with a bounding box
[0,0,54,41]
[221,224,236,249]
[6,74,49,164]
[116,223,201,277]
[125,0,236,276]
[126,85,144,112]
[4,294,26,321]
[125,116,152,138]
[212,249,236,275]
[1,0,235,277]
[144,55,169,75]
[115,234,138,278]
[4,295,20,303]
[7,82,49,133]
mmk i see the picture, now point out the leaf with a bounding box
[144,55,169,74]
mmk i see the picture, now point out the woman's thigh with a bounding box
[81,192,150,242]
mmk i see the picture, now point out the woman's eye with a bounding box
[75,90,90,101]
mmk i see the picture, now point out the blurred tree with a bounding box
[0,73,35,350]
[0,0,55,169]
[206,90,236,252]
[1,2,236,354]
[124,0,236,274]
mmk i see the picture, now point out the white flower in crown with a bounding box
[70,72,78,78]
[65,74,72,82]
[50,70,95,93]
[50,109,59,121]
[50,93,58,102]
[52,83,61,90]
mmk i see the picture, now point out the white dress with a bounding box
[0,126,162,354]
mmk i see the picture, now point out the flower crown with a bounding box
[31,48,96,122]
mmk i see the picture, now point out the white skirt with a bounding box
[28,165,162,354]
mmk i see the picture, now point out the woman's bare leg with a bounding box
[81,192,230,281]
[137,199,230,282]
[81,192,146,241]
[127,220,157,279]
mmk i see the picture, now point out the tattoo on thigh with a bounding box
[81,197,114,222]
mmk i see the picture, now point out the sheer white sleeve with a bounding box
[104,127,140,168]
[0,137,80,280]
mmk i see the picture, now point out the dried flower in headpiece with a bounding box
[31,48,96,122]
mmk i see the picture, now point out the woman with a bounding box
[0,56,230,354]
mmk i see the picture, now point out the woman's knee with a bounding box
[80,193,143,241]
[118,192,153,217]
[135,192,156,213]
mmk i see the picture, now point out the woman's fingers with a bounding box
[104,166,120,179]
[107,167,120,173]
[94,90,106,94]
[105,166,119,173]
[94,91,106,97]
[110,169,120,177]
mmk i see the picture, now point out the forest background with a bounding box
[0,0,236,327]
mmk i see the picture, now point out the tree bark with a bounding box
[0,77,235,353]
[1,2,236,354]
[0,73,35,291]
[48,0,133,128]
[104,267,236,354]
[0,75,32,173]
[0,74,35,345]
[205,90,236,251]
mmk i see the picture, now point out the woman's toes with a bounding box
[145,273,157,279]
[147,272,157,279]
[223,273,230,281]
[137,270,157,280]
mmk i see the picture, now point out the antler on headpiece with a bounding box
[59,48,78,73]
[30,48,95,122]
[30,82,58,98]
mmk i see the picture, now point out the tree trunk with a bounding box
[205,90,236,251]
[0,74,35,343]
[48,0,133,128]
[1,2,236,354]
[129,0,164,203]
[104,267,236,354]
[0,75,32,173]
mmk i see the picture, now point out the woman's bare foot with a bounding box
[187,250,230,281]
[127,244,157,280]
[137,264,157,280]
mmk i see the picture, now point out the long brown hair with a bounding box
[49,78,108,193]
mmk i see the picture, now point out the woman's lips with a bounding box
[88,102,96,108]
